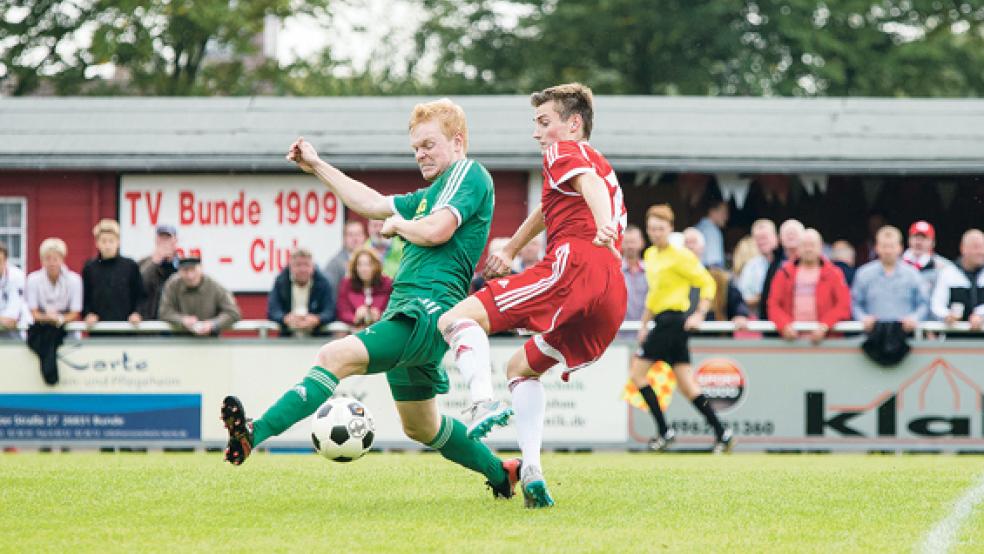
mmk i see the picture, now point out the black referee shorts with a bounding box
[637,311,690,365]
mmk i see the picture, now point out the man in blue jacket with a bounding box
[267,247,335,337]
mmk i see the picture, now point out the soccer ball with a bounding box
[310,397,375,462]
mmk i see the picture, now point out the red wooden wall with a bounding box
[0,171,117,273]
[0,169,530,320]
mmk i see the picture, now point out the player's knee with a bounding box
[315,342,355,379]
[505,357,537,380]
[401,420,437,444]
[315,342,342,370]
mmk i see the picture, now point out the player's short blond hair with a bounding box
[530,83,595,140]
[92,218,120,238]
[39,237,67,258]
[646,204,674,226]
[408,98,469,151]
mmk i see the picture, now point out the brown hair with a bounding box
[530,83,595,140]
[347,247,384,290]
[646,204,675,226]
[409,98,469,151]
[0,242,7,259]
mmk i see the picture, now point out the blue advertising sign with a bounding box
[0,394,201,441]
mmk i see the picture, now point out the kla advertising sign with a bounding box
[120,175,343,292]
[632,341,984,451]
[806,358,984,440]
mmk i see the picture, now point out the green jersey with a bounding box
[387,158,495,314]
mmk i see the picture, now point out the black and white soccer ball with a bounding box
[310,397,375,462]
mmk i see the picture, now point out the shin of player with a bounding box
[221,99,521,501]
[441,83,628,508]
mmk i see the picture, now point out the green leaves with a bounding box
[0,0,332,95]
[415,0,984,97]
[2,0,982,96]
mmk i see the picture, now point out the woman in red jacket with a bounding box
[767,228,851,343]
[336,247,393,330]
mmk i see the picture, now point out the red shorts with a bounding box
[476,239,627,374]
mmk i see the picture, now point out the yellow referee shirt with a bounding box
[643,244,716,315]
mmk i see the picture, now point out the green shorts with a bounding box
[355,301,450,402]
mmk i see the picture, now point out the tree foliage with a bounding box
[415,0,984,96]
[0,0,331,95]
[3,0,983,97]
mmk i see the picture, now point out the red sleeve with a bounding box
[335,278,357,324]
[768,267,793,332]
[820,266,852,328]
[543,141,593,192]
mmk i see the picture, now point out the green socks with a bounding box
[250,367,506,490]
[252,366,338,446]
[427,414,507,486]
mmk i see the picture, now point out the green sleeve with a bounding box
[433,161,491,225]
[391,188,427,220]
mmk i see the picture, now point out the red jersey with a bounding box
[541,140,627,250]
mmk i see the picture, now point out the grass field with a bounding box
[2,451,983,553]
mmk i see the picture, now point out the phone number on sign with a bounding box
[670,420,775,436]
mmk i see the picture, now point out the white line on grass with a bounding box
[920,471,984,554]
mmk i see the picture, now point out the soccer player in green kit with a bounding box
[221,99,519,499]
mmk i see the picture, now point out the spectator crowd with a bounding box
[620,202,984,347]
[1,203,982,378]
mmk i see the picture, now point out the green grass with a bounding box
[2,452,983,553]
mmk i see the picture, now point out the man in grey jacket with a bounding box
[138,224,180,320]
[159,258,240,336]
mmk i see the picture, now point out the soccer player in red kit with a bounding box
[438,83,627,508]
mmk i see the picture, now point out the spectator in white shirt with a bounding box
[902,220,951,302]
[25,238,82,326]
[931,229,984,328]
[0,242,27,337]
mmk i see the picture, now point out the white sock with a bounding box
[446,319,494,403]
[510,377,545,471]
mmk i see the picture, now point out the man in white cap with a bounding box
[902,220,950,302]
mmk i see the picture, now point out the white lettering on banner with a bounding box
[120,175,343,292]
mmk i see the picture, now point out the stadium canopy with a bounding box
[1,96,983,174]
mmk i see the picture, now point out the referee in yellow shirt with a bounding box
[631,204,733,453]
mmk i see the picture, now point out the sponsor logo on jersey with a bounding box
[416,198,428,217]
[497,279,510,288]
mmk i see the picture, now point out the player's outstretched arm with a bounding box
[287,137,394,219]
